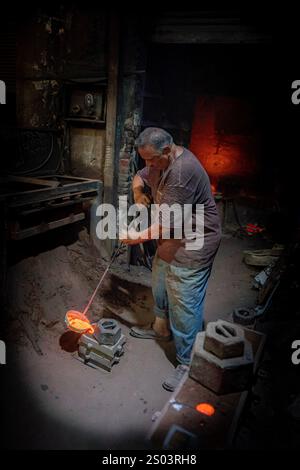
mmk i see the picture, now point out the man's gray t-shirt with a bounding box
[136,147,221,268]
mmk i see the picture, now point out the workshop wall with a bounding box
[16,6,108,178]
[116,17,148,197]
[70,127,106,179]
[190,95,260,191]
[140,42,272,199]
[14,9,274,198]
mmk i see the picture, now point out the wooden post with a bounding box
[103,13,119,256]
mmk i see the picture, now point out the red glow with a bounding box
[190,96,259,184]
[195,403,215,416]
[245,223,264,235]
[65,310,95,334]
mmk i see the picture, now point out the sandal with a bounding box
[130,323,171,341]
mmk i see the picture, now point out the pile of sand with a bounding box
[7,240,107,330]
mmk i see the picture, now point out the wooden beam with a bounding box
[103,13,120,255]
[10,212,85,240]
[103,13,119,203]
[7,175,60,188]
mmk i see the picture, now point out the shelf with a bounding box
[141,120,190,131]
[64,118,106,125]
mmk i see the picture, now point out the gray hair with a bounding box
[135,127,173,153]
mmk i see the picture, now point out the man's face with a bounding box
[138,144,170,170]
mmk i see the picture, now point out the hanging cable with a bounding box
[12,133,54,175]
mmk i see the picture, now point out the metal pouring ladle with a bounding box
[65,242,124,334]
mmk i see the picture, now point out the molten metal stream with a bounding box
[65,243,124,334]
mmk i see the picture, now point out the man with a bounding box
[120,127,221,392]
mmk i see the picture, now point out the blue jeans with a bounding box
[152,254,212,365]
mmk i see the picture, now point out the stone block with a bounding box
[204,320,245,359]
[190,332,254,394]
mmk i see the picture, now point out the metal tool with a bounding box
[65,242,124,334]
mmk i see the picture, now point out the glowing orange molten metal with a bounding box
[195,403,215,416]
[65,310,95,334]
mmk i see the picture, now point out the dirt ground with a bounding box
[3,228,264,449]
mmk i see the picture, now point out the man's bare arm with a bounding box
[132,174,151,207]
[120,222,162,245]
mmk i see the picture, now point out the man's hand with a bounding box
[133,187,151,207]
[120,237,141,245]
[119,228,142,245]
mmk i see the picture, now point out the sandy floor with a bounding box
[3,232,262,449]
